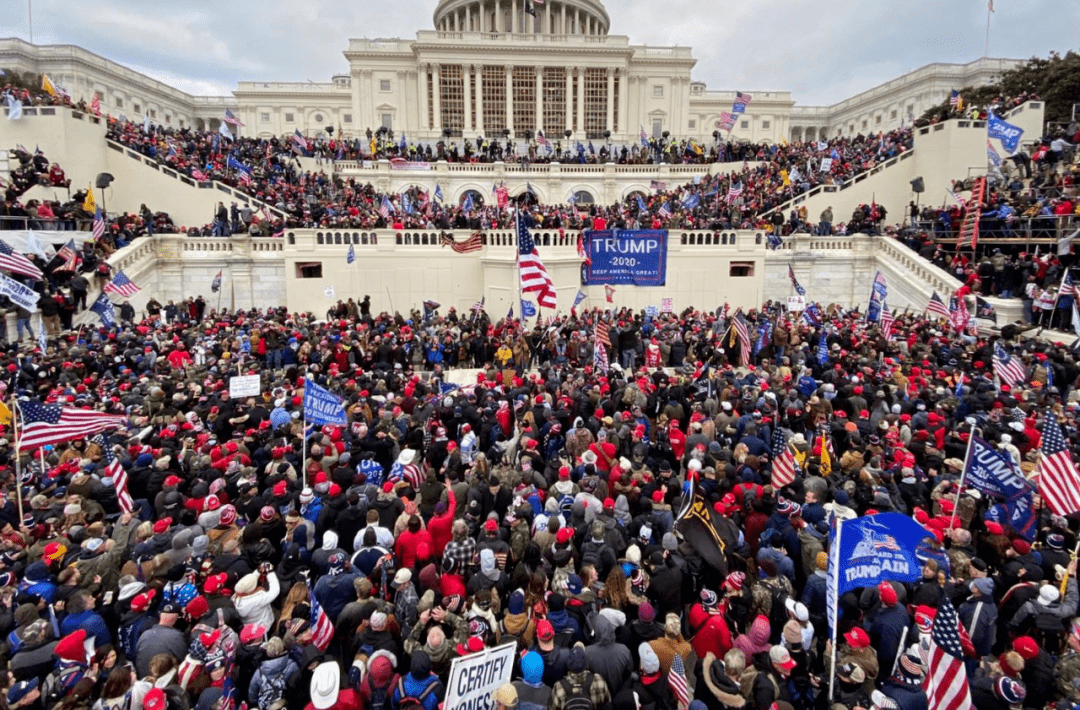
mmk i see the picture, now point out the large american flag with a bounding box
[925,595,973,710]
[223,108,244,127]
[92,434,134,514]
[292,129,310,151]
[1036,412,1080,515]
[535,130,550,149]
[880,303,895,339]
[1060,271,1076,298]
[735,91,753,108]
[668,653,691,708]
[657,202,672,219]
[379,196,393,219]
[727,182,743,201]
[55,240,80,272]
[17,400,127,450]
[772,435,797,489]
[733,311,751,367]
[0,240,43,279]
[441,232,483,253]
[927,291,952,319]
[517,213,556,309]
[993,343,1026,386]
[103,270,141,298]
[92,207,106,241]
[595,318,611,347]
[309,592,334,651]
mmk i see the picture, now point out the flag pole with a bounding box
[1046,269,1069,334]
[828,516,843,703]
[11,397,24,523]
[949,422,979,529]
[984,1,992,58]
[301,380,308,490]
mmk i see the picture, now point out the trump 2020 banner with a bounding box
[581,230,668,286]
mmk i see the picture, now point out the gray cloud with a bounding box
[13,0,1080,105]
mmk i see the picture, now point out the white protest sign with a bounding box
[787,295,806,312]
[661,297,673,313]
[228,375,261,399]
[444,641,516,710]
[323,285,336,299]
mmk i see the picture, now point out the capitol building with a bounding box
[0,0,1021,147]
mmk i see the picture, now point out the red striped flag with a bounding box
[993,343,1026,387]
[772,444,797,489]
[927,291,951,319]
[17,400,127,450]
[668,653,690,708]
[880,303,895,339]
[516,213,556,309]
[440,232,484,253]
[732,312,751,367]
[0,240,43,279]
[93,434,133,514]
[1036,412,1080,516]
[103,270,141,298]
[925,595,973,710]
[309,592,334,651]
[595,318,611,347]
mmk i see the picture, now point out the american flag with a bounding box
[605,285,615,303]
[594,338,609,374]
[54,240,80,272]
[92,207,106,241]
[191,169,209,181]
[92,434,133,514]
[379,196,393,219]
[309,592,334,652]
[727,183,743,201]
[735,91,753,108]
[535,130,550,149]
[223,108,244,127]
[104,270,141,298]
[657,202,672,219]
[595,318,611,347]
[719,112,736,129]
[292,129,310,151]
[927,291,952,319]
[1060,271,1077,298]
[471,297,485,313]
[993,343,1026,386]
[949,90,962,109]
[90,94,101,116]
[1036,412,1080,515]
[772,433,797,489]
[668,653,691,708]
[16,400,127,451]
[787,265,806,296]
[390,459,423,489]
[925,595,973,710]
[949,296,969,333]
[0,240,43,279]
[640,125,649,147]
[880,303,895,339]
[517,213,556,309]
[441,232,484,253]
[577,232,591,265]
[733,311,751,367]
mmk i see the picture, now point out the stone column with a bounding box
[606,67,614,133]
[495,0,501,31]
[560,3,566,34]
[418,63,429,132]
[535,66,543,133]
[576,67,585,136]
[475,64,485,135]
[512,0,518,34]
[433,64,442,131]
[565,66,573,133]
[617,69,628,139]
[544,2,551,34]
[465,4,471,31]
[505,65,514,133]
[463,64,473,133]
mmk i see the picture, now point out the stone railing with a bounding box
[770,150,914,215]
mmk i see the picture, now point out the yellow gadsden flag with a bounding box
[41,74,58,97]
[83,187,96,214]
[0,401,12,427]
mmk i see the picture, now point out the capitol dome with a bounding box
[433,0,610,36]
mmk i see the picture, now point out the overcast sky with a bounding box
[9,0,1080,105]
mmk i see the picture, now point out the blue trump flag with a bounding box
[302,379,347,426]
[987,112,1024,153]
[90,293,116,328]
[521,300,537,318]
[964,436,1034,500]
[829,512,933,599]
[816,329,829,367]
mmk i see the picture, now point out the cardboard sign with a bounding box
[229,375,261,399]
[444,641,517,710]
[787,296,806,312]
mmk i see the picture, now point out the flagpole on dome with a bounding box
[827,515,843,703]
[949,418,980,530]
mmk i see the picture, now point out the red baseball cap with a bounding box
[844,627,870,648]
[536,619,555,641]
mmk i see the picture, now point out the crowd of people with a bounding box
[0,284,1078,710]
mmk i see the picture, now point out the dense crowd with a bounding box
[0,290,1079,710]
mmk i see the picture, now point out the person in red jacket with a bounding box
[394,515,432,570]
[688,589,733,660]
[588,432,618,474]
[428,481,456,557]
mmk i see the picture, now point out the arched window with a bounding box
[572,191,595,205]
[460,190,485,209]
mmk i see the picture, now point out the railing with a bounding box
[290,228,766,250]
[104,139,288,220]
[333,159,720,177]
[917,213,1078,243]
[0,215,79,231]
[769,150,913,215]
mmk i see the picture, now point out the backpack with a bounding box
[368,678,393,710]
[396,676,438,710]
[257,669,288,710]
[558,672,596,710]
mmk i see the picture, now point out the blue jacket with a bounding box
[392,673,443,710]
[61,610,112,645]
[547,608,583,642]
[313,571,361,622]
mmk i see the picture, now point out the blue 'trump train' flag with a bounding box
[302,379,347,426]
[829,512,933,599]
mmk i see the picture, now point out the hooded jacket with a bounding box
[583,614,634,697]
[248,653,299,707]
[697,653,746,710]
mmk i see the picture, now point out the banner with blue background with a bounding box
[582,230,668,286]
